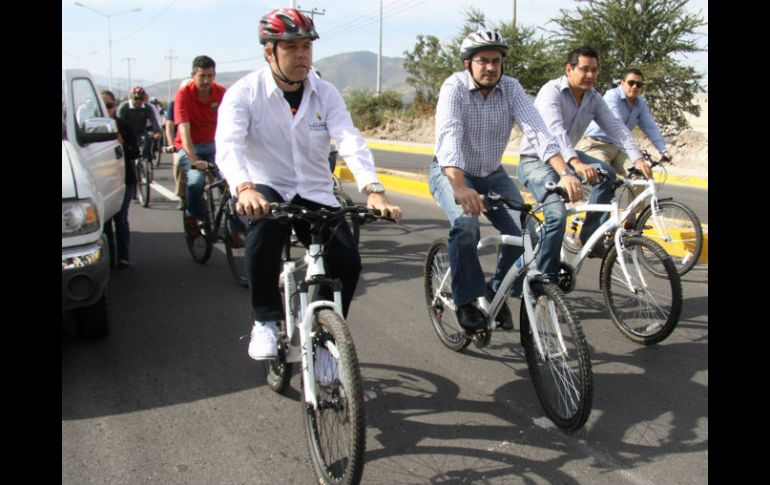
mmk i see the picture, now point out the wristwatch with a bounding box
[365,182,385,194]
[559,167,576,177]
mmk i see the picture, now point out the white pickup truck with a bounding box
[62,69,125,338]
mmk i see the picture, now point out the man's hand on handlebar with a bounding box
[366,192,403,222]
[163,146,177,154]
[236,187,270,219]
[191,160,209,170]
[569,159,599,185]
[632,157,653,179]
[556,174,583,203]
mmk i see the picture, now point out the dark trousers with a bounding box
[245,185,362,322]
[104,183,136,265]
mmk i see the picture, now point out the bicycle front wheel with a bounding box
[303,309,365,485]
[601,235,683,345]
[520,282,592,431]
[635,200,703,276]
[183,208,212,263]
[423,239,471,352]
[135,158,150,207]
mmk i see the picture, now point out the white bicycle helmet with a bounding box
[460,29,509,60]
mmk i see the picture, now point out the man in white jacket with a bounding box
[216,7,402,360]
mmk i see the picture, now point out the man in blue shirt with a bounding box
[577,68,671,211]
[518,46,651,268]
[429,29,581,334]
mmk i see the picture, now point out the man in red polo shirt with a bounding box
[174,55,226,224]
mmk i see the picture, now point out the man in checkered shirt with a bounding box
[429,29,582,335]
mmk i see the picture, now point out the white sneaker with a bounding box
[248,321,278,360]
[315,346,340,386]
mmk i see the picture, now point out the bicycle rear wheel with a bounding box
[303,309,365,485]
[135,157,151,207]
[520,282,592,431]
[423,239,471,352]
[635,200,703,277]
[601,235,683,345]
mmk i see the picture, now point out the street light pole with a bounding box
[62,50,97,67]
[74,2,141,91]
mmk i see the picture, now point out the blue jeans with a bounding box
[104,183,136,266]
[178,142,219,221]
[517,152,616,276]
[429,160,525,306]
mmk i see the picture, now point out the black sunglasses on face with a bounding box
[626,80,644,88]
[105,102,115,109]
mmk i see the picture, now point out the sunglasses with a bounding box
[626,80,644,88]
[104,101,115,109]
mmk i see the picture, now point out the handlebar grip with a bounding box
[543,181,569,202]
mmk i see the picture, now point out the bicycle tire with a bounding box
[601,235,683,346]
[635,200,703,277]
[141,158,152,207]
[135,158,150,207]
[264,318,293,393]
[153,137,163,167]
[183,194,213,263]
[520,282,592,431]
[223,205,248,287]
[423,239,472,351]
[335,190,360,246]
[303,309,365,485]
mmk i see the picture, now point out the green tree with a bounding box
[402,35,457,108]
[345,90,405,130]
[547,0,706,134]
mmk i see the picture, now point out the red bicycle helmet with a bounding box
[259,8,319,45]
[130,86,147,100]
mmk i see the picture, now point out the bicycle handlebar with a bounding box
[626,150,671,178]
[267,202,393,225]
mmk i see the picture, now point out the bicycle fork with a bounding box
[522,275,568,361]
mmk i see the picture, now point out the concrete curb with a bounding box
[365,138,708,190]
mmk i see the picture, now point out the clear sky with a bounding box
[62,0,708,90]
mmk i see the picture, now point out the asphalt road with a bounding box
[62,156,708,484]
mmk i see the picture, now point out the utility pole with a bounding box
[377,0,382,94]
[164,50,179,104]
[123,57,135,90]
[296,5,325,21]
[513,0,517,27]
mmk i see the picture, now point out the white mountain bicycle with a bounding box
[262,202,392,485]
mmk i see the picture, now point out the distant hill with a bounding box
[140,51,413,104]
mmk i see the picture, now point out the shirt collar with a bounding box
[263,65,317,98]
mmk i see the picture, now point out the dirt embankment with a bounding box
[362,94,708,174]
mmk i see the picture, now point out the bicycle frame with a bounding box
[429,211,557,360]
[279,241,344,410]
[561,180,657,289]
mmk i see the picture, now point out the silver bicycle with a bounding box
[556,169,683,346]
[424,187,593,431]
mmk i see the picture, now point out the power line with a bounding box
[112,0,177,43]
[323,0,428,42]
